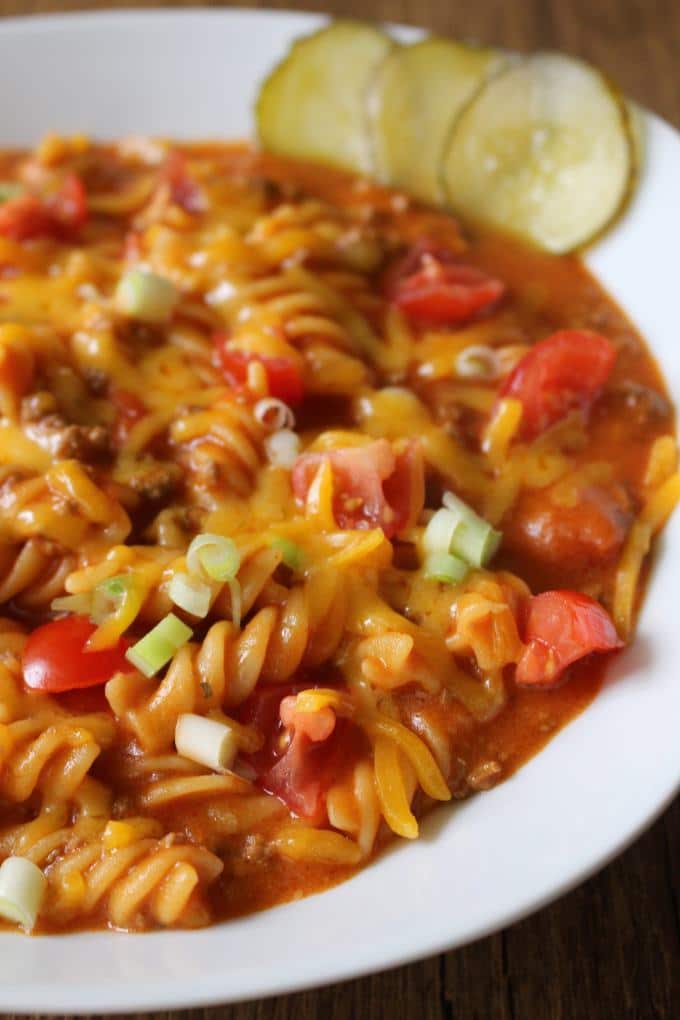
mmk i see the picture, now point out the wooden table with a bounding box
[2,1,678,1017]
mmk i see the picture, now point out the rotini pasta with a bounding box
[0,135,675,934]
[1,809,223,929]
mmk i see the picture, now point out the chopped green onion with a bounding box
[175,713,238,772]
[423,551,469,583]
[423,499,501,571]
[442,491,502,567]
[168,572,212,618]
[90,573,134,624]
[264,428,300,468]
[271,537,303,571]
[454,344,500,380]
[100,575,129,597]
[125,613,193,678]
[50,574,134,625]
[114,269,177,324]
[187,533,240,582]
[49,575,130,625]
[422,508,458,558]
[0,182,22,204]
[254,398,295,431]
[0,856,47,931]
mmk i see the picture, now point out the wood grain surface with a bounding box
[1,1,679,1018]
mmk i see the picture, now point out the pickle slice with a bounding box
[369,38,506,204]
[441,53,634,253]
[256,20,393,174]
[627,100,646,178]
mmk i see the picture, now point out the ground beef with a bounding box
[20,391,58,421]
[599,380,672,428]
[123,460,182,502]
[25,414,112,461]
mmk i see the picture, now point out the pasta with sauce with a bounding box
[0,134,676,934]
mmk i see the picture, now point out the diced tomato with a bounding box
[382,242,456,293]
[238,683,352,823]
[22,616,131,693]
[0,193,53,241]
[163,150,204,214]
[214,334,305,407]
[499,329,617,440]
[291,438,424,539]
[111,388,148,445]
[55,686,111,714]
[516,590,623,688]
[0,173,88,242]
[265,725,346,822]
[384,242,505,326]
[238,683,305,761]
[382,440,425,534]
[47,173,88,231]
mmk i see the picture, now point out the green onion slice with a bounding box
[422,508,458,558]
[168,572,212,618]
[442,491,502,567]
[0,856,47,931]
[174,713,238,773]
[187,533,240,582]
[90,573,135,624]
[100,576,129,597]
[50,573,136,625]
[423,551,469,583]
[125,613,193,678]
[270,537,304,571]
[114,269,177,324]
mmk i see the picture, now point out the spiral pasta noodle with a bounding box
[0,710,115,803]
[1,809,222,930]
[169,399,265,504]
[0,540,74,611]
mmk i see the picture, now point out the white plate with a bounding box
[0,9,678,1014]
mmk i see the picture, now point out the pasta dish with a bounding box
[0,134,676,933]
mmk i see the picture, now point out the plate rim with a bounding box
[0,7,676,1013]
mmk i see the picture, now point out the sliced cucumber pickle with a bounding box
[369,38,506,204]
[256,20,393,174]
[627,100,646,178]
[441,53,634,253]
